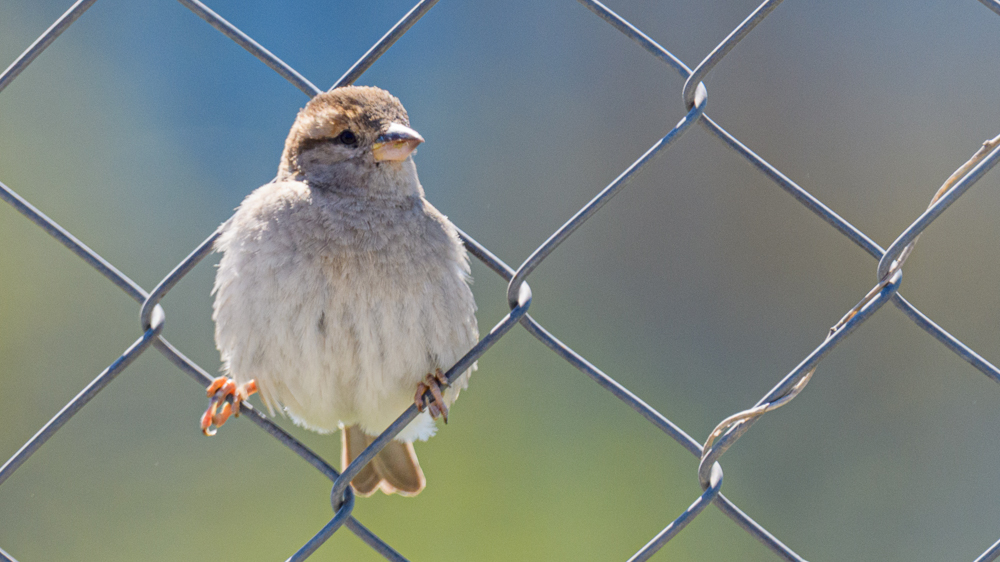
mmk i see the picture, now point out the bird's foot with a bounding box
[414,369,449,424]
[200,377,258,436]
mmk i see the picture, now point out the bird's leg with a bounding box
[200,377,258,436]
[414,369,449,424]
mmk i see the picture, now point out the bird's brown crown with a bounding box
[282,86,410,159]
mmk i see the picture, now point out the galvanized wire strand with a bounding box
[681,0,784,109]
[700,270,903,482]
[465,227,805,560]
[979,0,1000,17]
[890,294,1000,384]
[520,316,700,455]
[331,281,533,506]
[576,2,1000,558]
[878,134,1000,281]
[140,229,221,331]
[628,463,724,562]
[0,312,164,489]
[289,488,356,562]
[576,0,886,259]
[139,235,408,552]
[151,274,407,557]
[700,114,1000,383]
[713,496,806,562]
[332,0,441,90]
[520,317,806,561]
[698,114,886,260]
[699,132,1000,483]
[459,225,805,561]
[576,0,690,75]
[0,180,147,302]
[0,0,98,95]
[343,519,409,562]
[974,537,1000,562]
[176,0,322,97]
[178,0,439,98]
[506,83,707,308]
[578,0,1000,387]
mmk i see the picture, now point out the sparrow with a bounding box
[200,85,479,497]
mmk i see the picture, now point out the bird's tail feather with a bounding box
[342,425,425,496]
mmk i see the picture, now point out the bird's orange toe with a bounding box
[201,377,257,436]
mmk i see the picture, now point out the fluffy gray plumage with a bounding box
[212,86,478,495]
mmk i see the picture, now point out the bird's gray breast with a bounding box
[214,183,474,433]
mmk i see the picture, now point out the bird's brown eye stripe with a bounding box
[298,132,357,154]
[297,138,326,153]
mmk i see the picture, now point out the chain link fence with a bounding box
[2,0,1000,560]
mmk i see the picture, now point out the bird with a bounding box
[199,85,479,497]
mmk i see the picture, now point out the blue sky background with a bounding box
[2,1,1000,561]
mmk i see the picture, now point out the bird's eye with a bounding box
[336,130,358,146]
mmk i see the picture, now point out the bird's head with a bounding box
[279,86,425,195]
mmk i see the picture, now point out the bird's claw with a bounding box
[415,369,449,424]
[201,377,258,436]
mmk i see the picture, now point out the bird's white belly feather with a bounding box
[214,232,475,443]
[212,180,477,443]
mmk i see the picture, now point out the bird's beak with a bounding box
[372,123,424,162]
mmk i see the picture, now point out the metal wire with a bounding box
[2,0,999,560]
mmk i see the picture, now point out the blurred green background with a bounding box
[2,1,1000,560]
